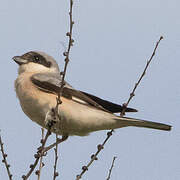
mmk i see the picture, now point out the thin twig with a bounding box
[51,0,74,156]
[76,131,114,180]
[37,128,45,180]
[53,134,59,180]
[22,130,51,180]
[0,134,13,180]
[55,0,74,111]
[50,0,74,178]
[75,36,163,179]
[106,156,117,180]
[40,135,68,154]
[120,36,164,117]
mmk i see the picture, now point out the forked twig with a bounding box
[106,156,117,180]
[22,130,51,180]
[50,0,74,178]
[75,36,164,179]
[76,131,113,180]
[50,0,74,158]
[39,135,68,154]
[0,134,13,180]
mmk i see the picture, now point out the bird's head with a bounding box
[13,51,60,74]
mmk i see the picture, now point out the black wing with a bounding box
[80,91,137,113]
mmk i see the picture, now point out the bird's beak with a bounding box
[13,56,28,65]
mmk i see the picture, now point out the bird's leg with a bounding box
[42,107,68,153]
[41,135,68,153]
[45,108,58,128]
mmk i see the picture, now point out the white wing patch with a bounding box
[72,96,89,105]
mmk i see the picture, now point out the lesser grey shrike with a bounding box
[13,51,171,136]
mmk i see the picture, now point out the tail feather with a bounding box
[120,117,172,131]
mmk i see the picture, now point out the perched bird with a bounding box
[13,51,171,136]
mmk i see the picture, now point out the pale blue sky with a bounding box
[0,0,179,179]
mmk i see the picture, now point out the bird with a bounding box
[13,51,171,137]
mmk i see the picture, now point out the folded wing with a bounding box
[31,73,137,113]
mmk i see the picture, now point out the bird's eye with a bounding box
[34,56,40,62]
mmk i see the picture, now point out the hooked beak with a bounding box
[13,56,28,65]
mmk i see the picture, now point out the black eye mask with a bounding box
[21,52,51,68]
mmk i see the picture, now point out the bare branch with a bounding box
[0,134,13,180]
[45,0,74,178]
[76,130,114,180]
[53,134,59,180]
[37,128,45,180]
[22,129,51,180]
[55,0,74,112]
[41,135,68,154]
[106,156,117,180]
[49,0,75,160]
[75,36,164,179]
[120,36,163,117]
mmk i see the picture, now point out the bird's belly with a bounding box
[58,98,117,136]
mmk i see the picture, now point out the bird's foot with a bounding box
[45,108,59,129]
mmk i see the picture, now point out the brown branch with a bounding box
[37,128,45,180]
[106,156,117,180]
[22,129,51,180]
[40,135,68,154]
[50,0,74,160]
[120,36,164,117]
[53,134,59,180]
[0,134,13,180]
[75,36,163,179]
[55,0,74,111]
[76,131,114,180]
[49,0,74,178]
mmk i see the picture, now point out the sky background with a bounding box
[0,0,180,179]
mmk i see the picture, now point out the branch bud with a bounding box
[82,166,88,171]
[63,52,68,56]
[91,154,98,160]
[97,144,104,151]
[66,32,70,36]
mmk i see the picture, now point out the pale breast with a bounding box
[15,73,57,126]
